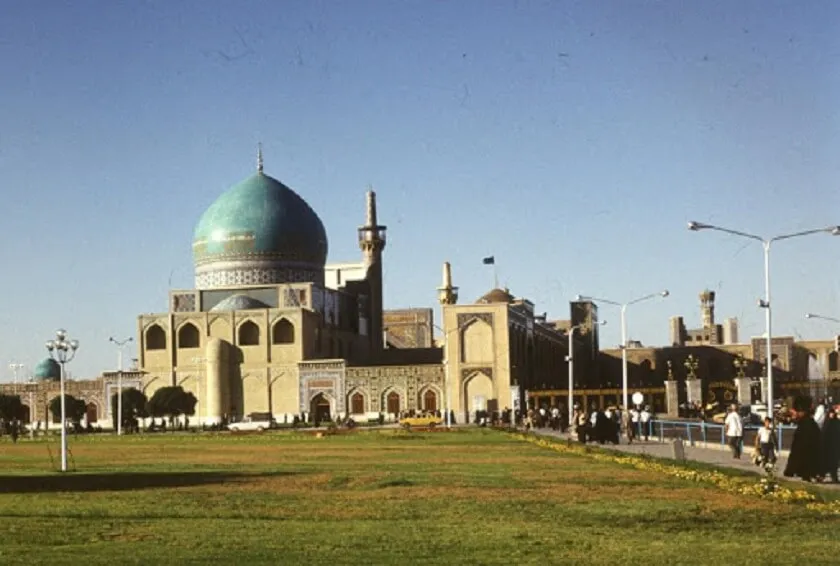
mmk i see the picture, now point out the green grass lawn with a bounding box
[0,429,836,565]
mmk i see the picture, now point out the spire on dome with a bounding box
[257,143,264,173]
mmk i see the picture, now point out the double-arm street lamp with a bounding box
[9,362,24,394]
[109,336,133,436]
[46,329,79,472]
[566,320,607,425]
[576,291,669,412]
[689,221,840,413]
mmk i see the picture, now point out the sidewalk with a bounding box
[532,428,840,490]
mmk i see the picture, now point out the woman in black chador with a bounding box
[821,407,840,483]
[783,396,822,482]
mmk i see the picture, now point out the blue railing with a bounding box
[634,419,794,452]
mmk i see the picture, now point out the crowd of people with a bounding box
[722,396,840,483]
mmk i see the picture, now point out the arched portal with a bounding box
[350,392,365,414]
[422,389,438,412]
[385,391,400,414]
[464,371,494,420]
[85,402,98,425]
[310,393,332,422]
[20,404,31,424]
[272,319,295,344]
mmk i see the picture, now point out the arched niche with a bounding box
[145,324,166,351]
[272,318,295,344]
[178,323,200,349]
[238,320,261,346]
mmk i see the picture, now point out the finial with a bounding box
[257,142,264,173]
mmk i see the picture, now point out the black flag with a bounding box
[482,256,495,265]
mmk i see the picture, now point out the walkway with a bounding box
[531,428,840,490]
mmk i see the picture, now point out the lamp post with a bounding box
[109,336,133,435]
[689,221,840,415]
[576,291,669,412]
[9,362,24,394]
[46,329,79,472]
[566,320,607,426]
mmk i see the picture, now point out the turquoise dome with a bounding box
[33,358,61,381]
[192,170,328,289]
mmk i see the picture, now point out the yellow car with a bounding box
[399,414,443,428]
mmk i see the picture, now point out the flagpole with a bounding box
[493,263,499,289]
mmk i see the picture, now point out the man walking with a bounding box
[725,403,743,459]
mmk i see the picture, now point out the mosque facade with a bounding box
[134,151,574,424]
[6,154,840,427]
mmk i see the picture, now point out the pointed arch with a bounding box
[178,322,200,349]
[272,318,295,344]
[463,370,494,413]
[460,318,493,363]
[418,384,442,412]
[238,320,260,346]
[381,386,405,415]
[347,389,367,415]
[145,324,166,351]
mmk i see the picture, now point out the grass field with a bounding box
[0,429,837,565]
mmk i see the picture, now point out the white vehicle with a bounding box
[227,414,274,432]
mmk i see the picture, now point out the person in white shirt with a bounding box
[814,399,826,429]
[640,407,652,441]
[753,416,777,466]
[724,403,744,459]
[629,407,640,442]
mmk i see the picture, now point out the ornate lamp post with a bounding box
[109,336,133,435]
[684,355,699,380]
[46,329,79,472]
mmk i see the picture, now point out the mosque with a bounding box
[7,151,839,428]
[134,149,580,424]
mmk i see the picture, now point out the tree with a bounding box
[0,394,24,421]
[49,394,86,425]
[110,388,149,432]
[146,386,194,426]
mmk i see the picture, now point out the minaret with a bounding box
[700,290,715,329]
[358,189,387,352]
[437,261,459,305]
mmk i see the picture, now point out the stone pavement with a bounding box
[531,428,840,490]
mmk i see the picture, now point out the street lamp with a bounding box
[9,362,24,394]
[109,336,133,436]
[689,221,840,414]
[576,290,669,412]
[566,320,607,426]
[46,329,79,472]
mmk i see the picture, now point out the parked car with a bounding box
[228,413,275,432]
[399,413,443,428]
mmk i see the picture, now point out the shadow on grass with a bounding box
[0,470,300,494]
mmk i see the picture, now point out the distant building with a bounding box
[669,290,735,346]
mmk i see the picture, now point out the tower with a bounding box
[700,290,715,329]
[437,262,459,305]
[358,190,387,352]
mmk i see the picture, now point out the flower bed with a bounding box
[509,431,840,516]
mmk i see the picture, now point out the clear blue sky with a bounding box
[2,1,839,380]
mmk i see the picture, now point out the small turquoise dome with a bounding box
[210,294,270,312]
[192,170,328,289]
[33,358,61,381]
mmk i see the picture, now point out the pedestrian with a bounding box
[640,406,652,441]
[821,407,840,483]
[724,403,743,459]
[784,396,822,482]
[753,416,776,466]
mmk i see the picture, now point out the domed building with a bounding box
[135,149,578,426]
[33,358,61,381]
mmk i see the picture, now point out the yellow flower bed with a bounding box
[511,432,840,516]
